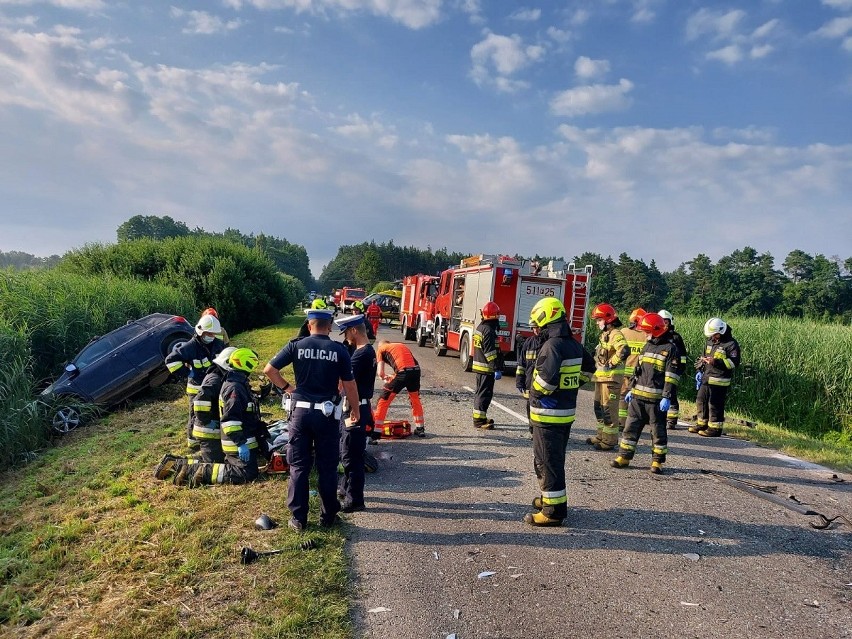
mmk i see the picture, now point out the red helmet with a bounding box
[638,312,667,338]
[481,301,500,320]
[591,303,617,323]
[628,307,647,325]
[202,307,219,318]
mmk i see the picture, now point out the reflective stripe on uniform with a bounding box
[632,384,663,400]
[532,372,556,393]
[221,435,258,453]
[193,399,212,413]
[707,376,731,386]
[529,406,576,425]
[541,489,567,505]
[167,361,185,373]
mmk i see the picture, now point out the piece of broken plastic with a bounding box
[477,571,496,579]
[682,553,700,562]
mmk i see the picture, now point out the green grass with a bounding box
[0,318,352,638]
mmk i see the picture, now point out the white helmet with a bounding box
[212,346,237,370]
[658,309,674,324]
[703,317,727,337]
[196,314,222,336]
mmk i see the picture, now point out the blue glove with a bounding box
[494,370,502,380]
[538,397,557,409]
[659,397,671,413]
[237,443,251,462]
[695,371,702,389]
[624,391,633,403]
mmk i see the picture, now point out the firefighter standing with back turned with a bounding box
[690,317,741,437]
[525,297,595,527]
[263,306,360,531]
[472,301,501,429]
[587,303,629,451]
[658,309,688,429]
[616,308,647,431]
[612,312,681,474]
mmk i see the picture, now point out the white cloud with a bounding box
[221,0,444,30]
[509,7,540,22]
[707,44,743,65]
[687,9,781,65]
[813,15,852,38]
[550,79,634,117]
[630,0,662,24]
[686,8,745,42]
[546,26,571,44]
[470,32,545,93]
[170,8,244,35]
[821,0,852,9]
[574,56,610,81]
[330,113,398,149]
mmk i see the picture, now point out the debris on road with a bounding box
[368,606,391,613]
[682,553,700,562]
[477,571,496,579]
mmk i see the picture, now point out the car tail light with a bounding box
[174,316,189,324]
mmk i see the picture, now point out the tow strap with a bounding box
[702,470,850,530]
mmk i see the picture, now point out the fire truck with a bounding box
[339,287,366,313]
[400,255,592,372]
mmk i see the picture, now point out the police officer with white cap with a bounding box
[263,306,360,532]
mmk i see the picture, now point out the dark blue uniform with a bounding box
[339,343,377,510]
[268,334,354,527]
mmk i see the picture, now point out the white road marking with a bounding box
[463,385,528,424]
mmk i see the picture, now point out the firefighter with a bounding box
[612,313,681,473]
[614,308,647,432]
[587,303,629,451]
[365,299,383,338]
[690,317,741,437]
[165,313,226,450]
[335,314,377,513]
[525,297,596,527]
[658,310,688,429]
[298,298,329,338]
[263,307,359,532]
[201,307,229,345]
[373,340,425,437]
[515,324,543,424]
[351,300,376,340]
[472,301,501,429]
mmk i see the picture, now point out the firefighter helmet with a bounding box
[195,314,222,336]
[202,307,219,318]
[353,300,365,313]
[591,303,618,323]
[658,309,674,324]
[481,301,500,320]
[703,317,727,338]
[229,348,259,373]
[638,312,667,338]
[529,297,565,327]
[212,346,237,370]
[628,307,647,325]
[311,298,328,310]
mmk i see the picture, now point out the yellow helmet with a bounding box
[311,298,328,310]
[529,297,565,327]
[229,348,259,373]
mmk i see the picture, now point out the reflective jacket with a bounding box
[593,326,629,382]
[629,332,681,401]
[620,326,646,377]
[515,333,542,397]
[700,331,741,387]
[671,330,688,370]
[530,320,596,427]
[472,319,499,375]
[219,370,261,454]
[192,366,225,441]
[165,335,225,396]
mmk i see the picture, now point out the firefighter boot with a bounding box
[667,419,678,430]
[594,425,619,451]
[413,425,426,437]
[172,458,194,486]
[688,421,708,434]
[473,418,489,429]
[154,454,180,480]
[611,456,630,469]
[650,461,664,475]
[531,497,543,510]
[523,511,563,527]
[585,422,605,447]
[481,418,494,430]
[699,427,722,437]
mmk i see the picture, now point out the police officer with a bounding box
[298,298,330,337]
[658,310,688,429]
[525,297,596,527]
[588,303,629,451]
[335,314,377,513]
[690,317,741,437]
[472,301,501,429]
[263,307,360,532]
[165,314,226,450]
[612,313,681,474]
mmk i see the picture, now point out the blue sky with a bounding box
[1,0,850,277]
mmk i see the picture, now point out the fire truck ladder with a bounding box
[567,264,593,337]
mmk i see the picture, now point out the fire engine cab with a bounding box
[401,255,592,372]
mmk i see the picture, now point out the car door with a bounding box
[72,328,141,406]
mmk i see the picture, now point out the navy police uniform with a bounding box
[268,315,354,528]
[335,314,377,511]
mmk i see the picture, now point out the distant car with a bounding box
[40,313,195,434]
[363,291,402,323]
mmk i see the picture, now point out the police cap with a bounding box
[306,308,335,321]
[335,313,364,334]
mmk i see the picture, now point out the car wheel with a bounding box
[162,333,190,357]
[460,333,472,372]
[52,406,82,434]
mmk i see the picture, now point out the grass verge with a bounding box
[0,317,353,638]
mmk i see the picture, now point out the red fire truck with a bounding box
[339,287,366,313]
[400,255,592,372]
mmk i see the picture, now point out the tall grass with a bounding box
[0,322,44,466]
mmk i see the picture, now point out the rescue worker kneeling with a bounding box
[612,313,681,474]
[166,348,264,486]
[525,297,595,527]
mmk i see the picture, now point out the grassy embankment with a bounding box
[0,317,354,639]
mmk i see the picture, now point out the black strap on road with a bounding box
[702,470,851,530]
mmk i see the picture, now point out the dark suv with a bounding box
[41,313,195,433]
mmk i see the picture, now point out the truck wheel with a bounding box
[434,322,447,357]
[459,333,472,372]
[403,317,416,341]
[416,323,427,347]
[400,316,406,335]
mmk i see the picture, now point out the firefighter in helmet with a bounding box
[472,301,501,429]
[351,300,376,340]
[614,308,647,431]
[612,312,681,474]
[165,313,226,450]
[691,317,741,437]
[525,297,595,526]
[201,307,229,345]
[658,310,688,429]
[587,303,629,451]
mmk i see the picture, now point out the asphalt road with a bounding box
[345,328,851,639]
